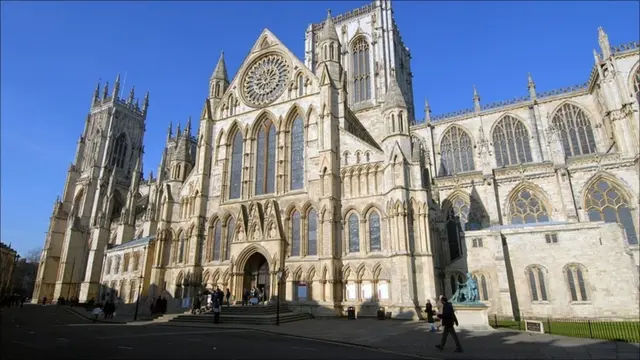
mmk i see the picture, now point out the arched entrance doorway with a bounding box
[243,253,270,300]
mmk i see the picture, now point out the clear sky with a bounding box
[1,1,638,257]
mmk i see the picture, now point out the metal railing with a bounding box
[490,314,640,343]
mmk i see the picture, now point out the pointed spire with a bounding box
[527,73,537,101]
[424,98,431,123]
[112,74,121,99]
[186,116,192,136]
[143,91,149,114]
[92,80,101,105]
[167,121,173,141]
[211,51,228,81]
[127,86,135,104]
[473,85,481,112]
[176,122,181,137]
[593,48,601,64]
[382,72,407,112]
[102,82,109,100]
[320,9,339,41]
[597,26,611,59]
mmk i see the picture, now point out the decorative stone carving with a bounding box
[237,227,245,242]
[268,222,277,239]
[242,53,290,107]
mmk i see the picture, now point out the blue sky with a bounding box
[1,1,638,257]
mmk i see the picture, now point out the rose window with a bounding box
[243,54,290,107]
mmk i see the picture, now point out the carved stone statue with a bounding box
[268,223,277,239]
[252,226,261,242]
[450,272,481,304]
[237,227,245,242]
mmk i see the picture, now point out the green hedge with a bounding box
[489,317,640,343]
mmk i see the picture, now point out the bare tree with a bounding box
[25,248,42,264]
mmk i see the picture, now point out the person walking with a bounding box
[425,299,436,332]
[435,297,463,353]
[435,295,444,330]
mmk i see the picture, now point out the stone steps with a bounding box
[197,305,292,316]
[168,311,313,325]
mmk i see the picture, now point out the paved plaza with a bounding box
[2,305,639,360]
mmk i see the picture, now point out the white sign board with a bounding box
[346,283,357,300]
[378,281,389,300]
[361,281,373,300]
[525,320,545,334]
[297,283,307,300]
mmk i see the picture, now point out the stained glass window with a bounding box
[551,103,597,157]
[509,189,549,224]
[352,38,371,103]
[255,121,276,195]
[439,126,475,176]
[291,211,301,256]
[527,266,548,302]
[307,209,317,256]
[348,213,360,253]
[585,179,638,244]
[369,212,381,252]
[290,116,305,190]
[493,116,532,167]
[178,232,186,263]
[229,131,243,199]
[565,265,589,302]
[225,218,235,260]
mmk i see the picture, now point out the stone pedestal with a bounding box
[452,303,494,331]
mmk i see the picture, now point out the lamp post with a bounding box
[276,269,284,326]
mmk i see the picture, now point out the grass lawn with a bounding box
[490,318,640,343]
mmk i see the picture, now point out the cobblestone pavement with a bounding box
[162,318,640,360]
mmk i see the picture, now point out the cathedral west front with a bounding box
[33,1,640,320]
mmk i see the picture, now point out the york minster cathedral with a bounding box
[33,0,640,319]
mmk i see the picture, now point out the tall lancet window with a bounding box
[225,218,235,260]
[551,103,597,157]
[352,37,371,103]
[307,209,318,256]
[212,221,222,261]
[492,116,533,167]
[111,133,127,169]
[369,212,381,252]
[291,211,301,257]
[255,120,276,195]
[439,126,475,176]
[229,131,243,199]
[348,213,360,253]
[290,116,305,190]
[178,232,186,263]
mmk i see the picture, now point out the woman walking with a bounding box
[425,299,436,332]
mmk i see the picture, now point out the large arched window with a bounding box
[348,213,360,253]
[290,116,305,190]
[633,66,640,104]
[472,274,489,301]
[527,266,548,302]
[178,232,186,263]
[225,218,235,260]
[439,126,475,176]
[492,116,533,167]
[255,120,276,195]
[212,221,222,261]
[290,211,301,257]
[564,264,588,302]
[369,212,381,252]
[229,131,244,199]
[307,209,317,256]
[585,178,638,245]
[509,188,549,224]
[352,37,371,103]
[551,103,597,157]
[110,133,127,169]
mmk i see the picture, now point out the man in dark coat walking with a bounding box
[435,297,463,353]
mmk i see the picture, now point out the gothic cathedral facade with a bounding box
[34,1,640,319]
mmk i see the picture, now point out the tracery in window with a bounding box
[509,188,550,224]
[442,195,486,261]
[369,212,381,252]
[348,213,360,253]
[527,266,548,302]
[110,133,127,169]
[439,126,475,176]
[255,120,276,195]
[551,103,597,157]
[212,221,222,261]
[225,218,235,260]
[291,211,301,257]
[585,178,638,245]
[492,115,533,167]
[352,38,371,103]
[290,116,305,191]
[565,264,588,302]
[307,209,318,256]
[229,130,243,199]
